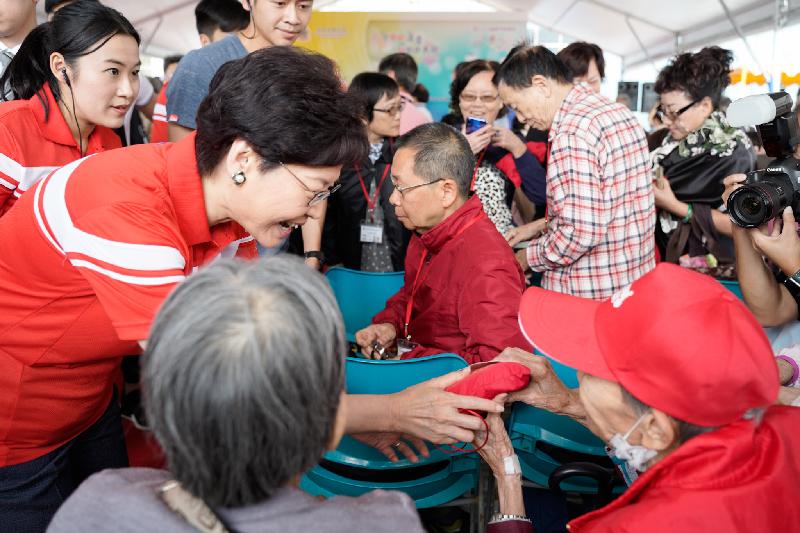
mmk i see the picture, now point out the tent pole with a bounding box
[717,0,769,83]
[625,16,657,74]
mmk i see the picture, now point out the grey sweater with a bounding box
[47,468,424,533]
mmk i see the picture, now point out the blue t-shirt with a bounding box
[166,35,247,130]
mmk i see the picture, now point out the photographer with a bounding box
[724,173,800,406]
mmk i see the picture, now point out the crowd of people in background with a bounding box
[0,1,799,532]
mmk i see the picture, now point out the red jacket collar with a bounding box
[166,133,214,246]
[569,407,797,531]
[29,83,116,153]
[418,195,485,255]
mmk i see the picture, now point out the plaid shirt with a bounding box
[527,84,655,299]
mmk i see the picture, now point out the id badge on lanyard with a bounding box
[360,218,384,243]
[357,163,391,246]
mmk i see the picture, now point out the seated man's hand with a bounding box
[351,432,429,463]
[391,367,505,444]
[494,347,586,421]
[355,323,397,359]
[748,207,800,276]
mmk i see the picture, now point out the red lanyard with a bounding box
[469,149,488,192]
[403,213,483,339]
[356,163,391,212]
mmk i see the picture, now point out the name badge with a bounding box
[360,222,384,244]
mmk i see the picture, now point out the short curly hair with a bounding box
[654,46,733,109]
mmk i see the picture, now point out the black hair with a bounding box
[0,1,140,116]
[347,72,399,122]
[557,41,605,80]
[44,0,75,13]
[654,46,733,109]
[494,42,571,89]
[378,53,418,93]
[396,123,474,198]
[195,0,249,38]
[195,46,368,176]
[412,83,429,103]
[163,54,184,72]
[449,59,506,120]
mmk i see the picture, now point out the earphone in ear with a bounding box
[61,68,71,88]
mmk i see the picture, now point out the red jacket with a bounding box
[569,406,800,533]
[373,196,530,363]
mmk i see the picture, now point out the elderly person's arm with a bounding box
[525,135,612,271]
[344,368,506,444]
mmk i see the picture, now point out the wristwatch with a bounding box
[304,250,324,263]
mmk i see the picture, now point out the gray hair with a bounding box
[620,387,717,445]
[143,255,346,508]
[396,122,475,198]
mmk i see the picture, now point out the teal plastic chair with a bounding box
[719,279,744,301]
[325,267,404,342]
[301,354,482,508]
[508,351,623,494]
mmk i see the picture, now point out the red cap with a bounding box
[518,263,778,427]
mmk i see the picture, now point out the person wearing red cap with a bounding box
[477,263,800,532]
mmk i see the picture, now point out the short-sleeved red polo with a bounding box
[0,84,121,216]
[0,133,256,466]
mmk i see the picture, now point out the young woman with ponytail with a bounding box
[0,1,140,216]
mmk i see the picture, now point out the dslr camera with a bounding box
[726,91,800,228]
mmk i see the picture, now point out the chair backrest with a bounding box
[345,353,468,394]
[325,267,405,339]
[719,279,744,301]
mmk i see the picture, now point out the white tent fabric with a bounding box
[37,0,800,70]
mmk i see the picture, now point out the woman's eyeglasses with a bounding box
[656,100,699,122]
[280,162,340,206]
[373,101,406,116]
[459,93,500,104]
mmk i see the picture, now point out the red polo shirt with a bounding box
[0,84,121,216]
[0,134,256,466]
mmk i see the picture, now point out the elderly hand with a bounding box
[355,323,397,358]
[462,124,493,155]
[494,348,586,421]
[351,432,430,463]
[505,218,547,247]
[749,207,800,276]
[721,173,747,206]
[473,406,515,477]
[491,127,527,158]
[390,367,505,444]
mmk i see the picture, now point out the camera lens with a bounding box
[728,181,791,228]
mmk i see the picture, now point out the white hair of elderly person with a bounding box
[47,256,424,533]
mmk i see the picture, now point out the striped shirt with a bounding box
[0,134,255,466]
[0,84,121,216]
[527,84,655,299]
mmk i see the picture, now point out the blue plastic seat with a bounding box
[301,354,482,508]
[719,279,744,301]
[508,351,623,494]
[325,267,404,342]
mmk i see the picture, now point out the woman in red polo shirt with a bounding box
[0,45,369,530]
[0,2,138,216]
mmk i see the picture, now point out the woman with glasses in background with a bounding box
[447,60,547,236]
[322,72,410,272]
[650,47,754,275]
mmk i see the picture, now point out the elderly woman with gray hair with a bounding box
[48,256,425,533]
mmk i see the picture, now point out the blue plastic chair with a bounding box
[325,267,404,342]
[508,351,622,494]
[301,354,482,508]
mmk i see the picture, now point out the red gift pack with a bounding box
[445,361,532,405]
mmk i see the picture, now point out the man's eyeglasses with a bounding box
[373,100,406,116]
[280,162,340,206]
[459,93,500,104]
[392,178,443,197]
[656,100,699,123]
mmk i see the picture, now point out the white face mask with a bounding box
[608,412,658,472]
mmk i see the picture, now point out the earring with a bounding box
[231,171,246,185]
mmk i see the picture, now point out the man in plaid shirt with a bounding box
[498,44,655,299]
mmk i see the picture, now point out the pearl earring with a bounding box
[232,171,246,185]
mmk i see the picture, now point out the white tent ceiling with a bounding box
[37,0,800,70]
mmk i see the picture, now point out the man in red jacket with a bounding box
[356,123,530,363]
[483,263,800,532]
